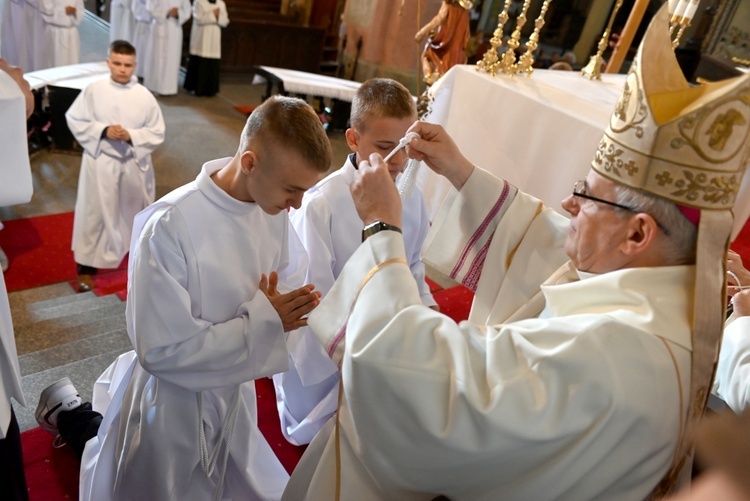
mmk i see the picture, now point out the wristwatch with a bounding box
[362,221,402,242]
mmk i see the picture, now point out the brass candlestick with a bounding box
[670,0,699,48]
[500,0,532,75]
[581,0,624,80]
[476,0,513,76]
[514,0,554,76]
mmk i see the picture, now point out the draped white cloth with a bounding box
[130,0,151,77]
[80,159,306,500]
[273,156,435,445]
[66,76,164,269]
[284,167,692,500]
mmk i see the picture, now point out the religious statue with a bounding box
[414,0,474,86]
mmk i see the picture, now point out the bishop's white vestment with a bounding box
[713,315,750,413]
[66,76,164,269]
[40,0,84,68]
[283,167,693,501]
[80,158,306,500]
[143,0,190,95]
[273,155,436,446]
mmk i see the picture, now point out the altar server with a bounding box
[143,0,190,95]
[274,78,436,446]
[23,0,45,70]
[78,96,331,501]
[108,0,135,43]
[183,0,229,96]
[130,0,151,78]
[1,0,26,67]
[66,40,164,290]
[0,57,34,501]
[40,0,84,68]
[284,7,750,500]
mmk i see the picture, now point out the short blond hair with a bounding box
[240,96,331,173]
[350,78,416,133]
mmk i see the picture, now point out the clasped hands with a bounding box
[259,271,321,332]
[106,124,131,142]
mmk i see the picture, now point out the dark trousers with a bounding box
[0,407,29,501]
[57,402,102,459]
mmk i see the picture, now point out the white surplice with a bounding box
[283,167,693,501]
[188,0,228,59]
[40,0,83,68]
[273,155,436,446]
[66,76,164,269]
[1,0,26,66]
[0,69,31,440]
[143,0,190,95]
[80,158,307,501]
[713,315,750,413]
[109,0,135,43]
[130,0,151,77]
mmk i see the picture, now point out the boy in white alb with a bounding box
[273,78,437,445]
[72,96,332,500]
[66,40,165,291]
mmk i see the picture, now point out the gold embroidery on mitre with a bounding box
[592,13,750,211]
[609,65,649,139]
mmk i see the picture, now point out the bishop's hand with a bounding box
[351,153,402,229]
[259,271,321,332]
[405,121,475,190]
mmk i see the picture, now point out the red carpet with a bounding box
[0,212,128,297]
[0,213,76,292]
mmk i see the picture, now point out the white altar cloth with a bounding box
[25,62,110,91]
[417,65,627,220]
[252,66,361,101]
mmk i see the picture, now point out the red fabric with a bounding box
[21,427,80,501]
[0,213,76,292]
[434,284,474,323]
[731,216,750,264]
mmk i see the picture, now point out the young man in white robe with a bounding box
[0,57,35,501]
[60,96,332,500]
[40,0,84,68]
[282,8,750,501]
[273,78,437,446]
[66,40,164,291]
[143,0,190,95]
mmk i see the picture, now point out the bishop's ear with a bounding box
[621,213,660,255]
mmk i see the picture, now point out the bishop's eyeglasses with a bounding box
[572,180,670,236]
